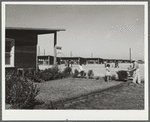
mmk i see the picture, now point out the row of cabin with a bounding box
[38,55,131,66]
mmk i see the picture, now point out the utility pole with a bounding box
[130,48,131,63]
[91,53,93,58]
[70,51,72,57]
[44,49,45,55]
[38,46,40,56]
[54,32,57,65]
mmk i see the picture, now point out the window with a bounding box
[5,38,15,67]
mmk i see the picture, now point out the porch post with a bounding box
[48,56,50,65]
[78,57,80,64]
[54,32,57,65]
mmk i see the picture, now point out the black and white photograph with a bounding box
[2,1,148,120]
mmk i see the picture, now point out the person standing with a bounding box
[115,61,117,68]
[117,61,119,68]
[67,60,70,67]
[104,61,107,68]
[131,59,141,84]
[79,63,84,78]
[105,64,111,82]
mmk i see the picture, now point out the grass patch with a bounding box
[62,82,144,109]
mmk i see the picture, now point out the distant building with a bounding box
[103,59,130,63]
[85,58,103,64]
[38,55,60,65]
[60,57,86,65]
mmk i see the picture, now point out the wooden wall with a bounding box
[6,32,37,69]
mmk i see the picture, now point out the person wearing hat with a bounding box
[131,59,141,84]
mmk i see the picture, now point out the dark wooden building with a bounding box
[5,27,65,71]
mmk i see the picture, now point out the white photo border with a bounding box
[2,1,148,120]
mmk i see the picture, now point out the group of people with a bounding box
[105,59,141,84]
[66,59,141,84]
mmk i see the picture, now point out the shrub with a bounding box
[63,67,72,77]
[73,69,79,78]
[5,70,18,80]
[111,74,117,80]
[88,70,94,79]
[6,76,40,109]
[33,71,44,83]
[24,68,35,79]
[28,66,62,82]
[80,71,86,78]
[41,72,53,81]
[117,70,128,81]
[96,77,99,80]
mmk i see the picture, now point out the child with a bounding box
[105,64,111,82]
[79,63,84,78]
[127,64,133,77]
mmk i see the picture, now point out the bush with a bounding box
[73,69,79,78]
[32,71,44,83]
[41,72,53,81]
[24,66,63,82]
[111,74,117,80]
[62,67,72,77]
[117,70,128,81]
[80,71,86,78]
[24,68,35,79]
[6,66,71,84]
[96,77,99,80]
[88,70,94,79]
[6,76,40,109]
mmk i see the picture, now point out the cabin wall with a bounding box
[6,33,37,69]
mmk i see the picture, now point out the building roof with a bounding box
[86,58,103,60]
[60,57,84,59]
[6,27,65,35]
[103,59,130,61]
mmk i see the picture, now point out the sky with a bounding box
[6,4,145,60]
